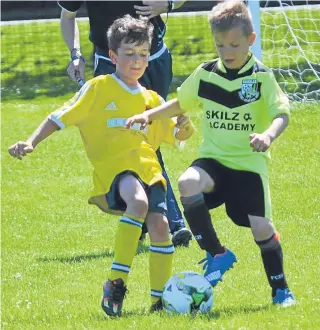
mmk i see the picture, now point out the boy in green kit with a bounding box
[126,1,296,307]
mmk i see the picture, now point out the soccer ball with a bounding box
[162,271,213,314]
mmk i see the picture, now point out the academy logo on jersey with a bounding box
[239,79,260,103]
[105,102,118,110]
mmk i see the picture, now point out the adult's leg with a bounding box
[156,148,185,233]
[141,50,191,244]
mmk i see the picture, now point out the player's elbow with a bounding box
[276,113,290,128]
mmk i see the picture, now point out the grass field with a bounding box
[2,100,320,330]
[1,8,320,330]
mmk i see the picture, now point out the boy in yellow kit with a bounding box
[8,15,194,316]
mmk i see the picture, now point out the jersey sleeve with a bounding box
[153,118,185,149]
[49,81,95,129]
[57,1,83,12]
[159,118,177,146]
[177,64,202,112]
[262,71,290,120]
[148,90,165,108]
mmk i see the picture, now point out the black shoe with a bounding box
[139,223,148,242]
[139,232,147,242]
[172,228,192,247]
[150,299,163,312]
[101,278,127,317]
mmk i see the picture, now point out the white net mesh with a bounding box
[259,1,320,102]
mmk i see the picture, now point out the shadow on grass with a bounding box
[95,303,270,320]
[1,59,94,101]
[94,308,150,321]
[38,242,150,263]
[2,61,318,101]
[203,303,270,320]
[1,71,81,101]
[38,250,115,263]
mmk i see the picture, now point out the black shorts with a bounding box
[106,171,167,216]
[191,158,271,227]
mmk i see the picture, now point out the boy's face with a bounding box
[109,41,149,86]
[213,28,256,69]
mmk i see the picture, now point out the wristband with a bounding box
[71,55,86,63]
[70,47,81,56]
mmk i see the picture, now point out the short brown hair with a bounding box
[107,15,154,53]
[209,1,254,36]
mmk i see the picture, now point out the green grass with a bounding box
[1,8,320,329]
[1,9,319,100]
[1,98,320,329]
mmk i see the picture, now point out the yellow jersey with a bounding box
[49,74,180,214]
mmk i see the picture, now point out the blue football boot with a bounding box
[199,248,237,287]
[273,288,296,307]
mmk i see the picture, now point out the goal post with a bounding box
[247,0,262,61]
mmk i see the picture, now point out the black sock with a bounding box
[181,194,224,256]
[141,222,148,234]
[256,233,288,296]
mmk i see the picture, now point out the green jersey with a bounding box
[177,54,290,176]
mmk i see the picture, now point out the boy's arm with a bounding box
[250,114,289,152]
[126,98,185,129]
[147,98,185,120]
[126,63,201,129]
[8,117,59,160]
[251,70,291,153]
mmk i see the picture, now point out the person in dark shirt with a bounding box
[58,1,192,247]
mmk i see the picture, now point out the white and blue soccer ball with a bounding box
[162,271,214,314]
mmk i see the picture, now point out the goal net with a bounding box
[248,0,320,102]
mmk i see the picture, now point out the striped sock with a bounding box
[149,240,174,304]
[110,213,144,284]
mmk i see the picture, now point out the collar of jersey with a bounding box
[217,52,256,75]
[110,73,144,95]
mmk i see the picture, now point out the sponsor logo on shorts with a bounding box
[157,202,167,211]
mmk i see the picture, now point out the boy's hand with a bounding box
[125,113,150,130]
[134,1,170,19]
[249,133,272,152]
[8,141,34,160]
[175,114,195,141]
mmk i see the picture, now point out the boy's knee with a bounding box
[154,217,169,237]
[249,215,276,242]
[147,213,169,240]
[180,193,204,212]
[178,173,197,197]
[127,196,149,219]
